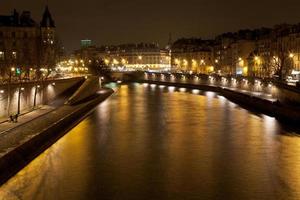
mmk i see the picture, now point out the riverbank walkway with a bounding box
[0,106,56,135]
[0,88,113,158]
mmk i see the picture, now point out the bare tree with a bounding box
[269,35,294,81]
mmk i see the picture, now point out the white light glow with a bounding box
[168,86,175,92]
[192,89,200,94]
[179,88,187,92]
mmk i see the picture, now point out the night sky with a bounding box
[1,0,300,52]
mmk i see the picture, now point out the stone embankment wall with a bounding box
[66,76,101,105]
[123,71,300,105]
[0,77,85,119]
[0,76,113,185]
[275,82,300,105]
[138,79,300,123]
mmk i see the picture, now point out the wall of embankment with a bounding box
[0,88,114,185]
[0,77,85,119]
[138,80,300,123]
[112,71,300,106]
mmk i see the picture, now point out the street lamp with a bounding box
[121,58,127,65]
[7,67,16,116]
[104,59,110,65]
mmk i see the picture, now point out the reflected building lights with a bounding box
[263,115,277,136]
[150,84,156,88]
[179,88,187,92]
[192,89,200,94]
[168,86,176,92]
[205,91,215,99]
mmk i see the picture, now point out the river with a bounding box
[0,83,300,200]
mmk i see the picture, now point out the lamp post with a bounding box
[17,68,22,115]
[7,67,15,117]
[33,81,39,108]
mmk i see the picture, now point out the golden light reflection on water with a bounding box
[1,83,300,200]
[0,119,94,200]
[276,135,300,199]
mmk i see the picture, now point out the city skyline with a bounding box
[2,1,300,199]
[1,0,300,52]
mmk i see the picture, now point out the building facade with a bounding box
[0,6,58,80]
[171,38,214,73]
[75,43,171,71]
[214,25,300,79]
[76,23,300,79]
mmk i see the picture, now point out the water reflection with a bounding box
[1,83,300,200]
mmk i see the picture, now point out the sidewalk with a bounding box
[0,88,113,158]
[0,88,114,185]
[0,106,56,135]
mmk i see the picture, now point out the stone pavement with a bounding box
[0,88,113,158]
[0,106,56,135]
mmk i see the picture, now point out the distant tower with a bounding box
[165,33,173,70]
[166,32,173,50]
[40,5,56,69]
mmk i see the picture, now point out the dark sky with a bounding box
[1,0,300,52]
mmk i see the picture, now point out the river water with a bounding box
[0,83,300,200]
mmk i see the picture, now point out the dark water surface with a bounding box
[1,83,300,200]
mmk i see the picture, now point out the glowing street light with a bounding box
[183,59,188,66]
[121,58,127,65]
[113,59,119,65]
[104,59,110,65]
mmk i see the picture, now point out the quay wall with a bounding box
[116,71,300,105]
[0,88,114,185]
[0,77,85,119]
[137,79,300,123]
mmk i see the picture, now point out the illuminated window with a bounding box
[12,51,17,59]
[0,51,4,60]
